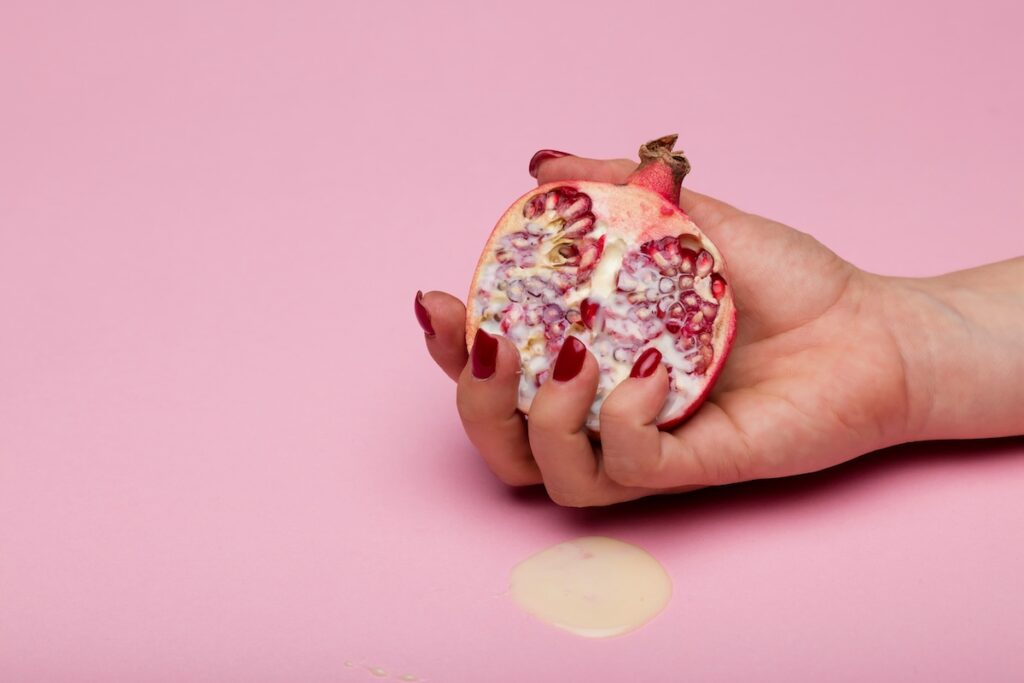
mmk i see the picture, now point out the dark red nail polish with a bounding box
[552,336,587,382]
[471,329,498,379]
[528,149,572,178]
[414,291,435,337]
[630,348,663,378]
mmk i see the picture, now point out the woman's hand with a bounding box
[415,152,1024,506]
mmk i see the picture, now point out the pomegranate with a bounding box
[466,135,736,432]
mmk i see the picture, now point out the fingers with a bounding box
[531,153,745,238]
[535,155,638,185]
[606,390,757,489]
[526,337,602,505]
[457,330,541,486]
[526,338,650,507]
[416,290,470,382]
[598,356,672,487]
[678,188,745,236]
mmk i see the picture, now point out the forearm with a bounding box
[883,257,1024,441]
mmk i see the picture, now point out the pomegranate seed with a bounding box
[640,318,664,340]
[698,332,712,345]
[678,274,694,289]
[563,214,595,238]
[566,308,582,324]
[678,248,697,274]
[507,280,525,302]
[524,194,546,219]
[496,249,513,264]
[560,195,592,221]
[525,307,541,325]
[626,291,646,304]
[542,304,564,324]
[667,302,685,319]
[525,276,546,297]
[659,277,675,294]
[686,311,706,333]
[616,271,638,292]
[656,296,673,318]
[680,290,700,309]
[545,319,569,339]
[645,287,660,301]
[612,348,632,362]
[701,301,719,321]
[558,244,578,259]
[526,221,546,236]
[665,320,682,334]
[711,274,727,300]
[622,252,653,273]
[696,250,714,277]
[550,270,572,291]
[544,191,560,211]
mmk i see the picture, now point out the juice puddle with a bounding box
[509,536,671,638]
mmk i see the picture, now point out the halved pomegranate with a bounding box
[467,135,736,432]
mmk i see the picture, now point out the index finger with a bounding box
[531,153,744,235]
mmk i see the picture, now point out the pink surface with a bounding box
[2,1,1023,681]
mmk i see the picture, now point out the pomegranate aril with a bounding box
[560,195,592,220]
[550,270,573,291]
[507,280,525,302]
[525,276,546,297]
[645,287,660,301]
[698,332,712,345]
[612,347,633,362]
[680,290,700,309]
[558,244,578,259]
[685,311,706,333]
[616,271,638,292]
[526,221,546,236]
[541,304,564,324]
[496,249,513,264]
[525,307,541,325]
[659,277,675,294]
[701,301,719,321]
[627,291,646,304]
[695,250,714,277]
[623,252,653,273]
[656,296,674,318]
[678,248,697,274]
[524,194,546,219]
[665,320,681,334]
[711,274,727,300]
[544,191,560,211]
[563,214,595,238]
[667,302,685,319]
[566,309,582,324]
[545,319,569,339]
[678,274,694,289]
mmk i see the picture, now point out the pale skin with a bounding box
[417,154,1024,507]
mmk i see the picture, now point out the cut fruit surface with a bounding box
[467,136,735,432]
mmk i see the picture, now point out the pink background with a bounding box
[2,1,1023,681]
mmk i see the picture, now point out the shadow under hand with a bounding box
[503,436,1024,537]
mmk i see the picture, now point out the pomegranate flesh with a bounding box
[467,135,736,432]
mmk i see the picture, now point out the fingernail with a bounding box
[552,336,587,382]
[471,329,498,379]
[528,149,572,178]
[414,290,435,337]
[630,348,663,378]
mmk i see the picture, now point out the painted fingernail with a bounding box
[414,290,435,337]
[552,336,587,382]
[630,348,663,378]
[528,149,572,178]
[471,329,498,379]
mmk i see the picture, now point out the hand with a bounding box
[413,152,988,506]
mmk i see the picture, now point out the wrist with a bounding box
[878,262,1024,442]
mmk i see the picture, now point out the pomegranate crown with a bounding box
[627,134,691,205]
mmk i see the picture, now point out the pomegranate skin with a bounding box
[467,136,736,432]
